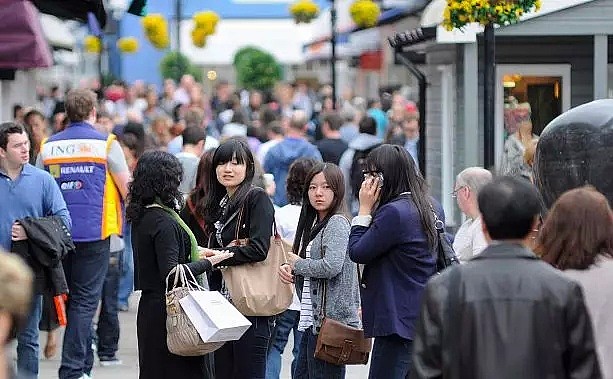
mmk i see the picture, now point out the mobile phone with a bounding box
[376,173,384,188]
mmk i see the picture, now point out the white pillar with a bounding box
[593,34,608,100]
[463,42,479,167]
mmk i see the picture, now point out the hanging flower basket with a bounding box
[442,0,541,31]
[141,14,170,49]
[191,27,208,48]
[84,35,102,54]
[117,37,139,53]
[350,0,381,29]
[193,11,220,36]
[289,0,320,24]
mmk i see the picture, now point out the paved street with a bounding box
[37,292,370,378]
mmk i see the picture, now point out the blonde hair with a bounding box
[0,252,33,321]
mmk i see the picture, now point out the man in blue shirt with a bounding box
[0,121,71,378]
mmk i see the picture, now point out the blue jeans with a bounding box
[97,249,121,359]
[118,225,133,308]
[266,310,302,379]
[59,239,110,379]
[368,334,413,379]
[294,327,345,379]
[17,294,43,379]
[215,315,274,379]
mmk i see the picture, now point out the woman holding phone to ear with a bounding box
[348,145,443,379]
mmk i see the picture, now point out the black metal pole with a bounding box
[176,0,182,52]
[395,51,427,178]
[330,0,337,109]
[483,23,496,169]
[98,37,104,89]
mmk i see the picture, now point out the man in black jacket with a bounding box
[412,177,601,379]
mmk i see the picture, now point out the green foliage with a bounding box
[233,46,282,91]
[159,51,203,83]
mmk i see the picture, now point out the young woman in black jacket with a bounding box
[200,138,276,379]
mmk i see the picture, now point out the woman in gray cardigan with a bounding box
[280,163,361,379]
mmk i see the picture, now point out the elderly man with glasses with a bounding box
[452,167,492,262]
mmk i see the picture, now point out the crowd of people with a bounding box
[0,75,611,379]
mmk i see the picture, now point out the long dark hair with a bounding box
[292,163,346,258]
[126,151,184,222]
[202,138,255,226]
[366,144,437,249]
[537,186,613,270]
[186,150,215,222]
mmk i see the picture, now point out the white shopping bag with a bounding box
[179,290,252,343]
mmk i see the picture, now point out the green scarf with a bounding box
[149,202,199,264]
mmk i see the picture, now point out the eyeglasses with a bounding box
[451,186,467,198]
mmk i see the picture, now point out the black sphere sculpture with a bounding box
[534,99,613,208]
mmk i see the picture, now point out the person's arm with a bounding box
[219,190,274,266]
[472,219,488,257]
[43,173,72,230]
[348,204,404,264]
[107,139,130,200]
[153,218,212,285]
[293,215,349,279]
[411,280,445,379]
[564,284,602,379]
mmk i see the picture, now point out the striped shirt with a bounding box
[298,242,314,332]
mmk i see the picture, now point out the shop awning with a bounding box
[31,0,107,29]
[0,0,52,69]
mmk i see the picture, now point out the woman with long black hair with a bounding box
[199,138,276,379]
[348,144,443,379]
[127,151,232,379]
[280,162,361,379]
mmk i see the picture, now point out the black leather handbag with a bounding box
[431,206,460,272]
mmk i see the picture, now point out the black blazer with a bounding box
[207,188,274,291]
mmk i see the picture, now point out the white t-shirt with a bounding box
[453,216,488,263]
[298,242,314,331]
[275,204,302,311]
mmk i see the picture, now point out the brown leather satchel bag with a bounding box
[314,227,372,365]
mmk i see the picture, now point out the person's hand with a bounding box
[286,252,301,268]
[279,264,294,284]
[205,250,234,266]
[44,331,58,359]
[11,222,27,241]
[358,176,381,215]
[198,247,217,259]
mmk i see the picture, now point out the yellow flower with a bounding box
[117,37,138,53]
[191,27,207,48]
[534,0,541,11]
[290,0,320,23]
[193,11,220,36]
[84,35,101,54]
[350,0,381,28]
[141,14,169,50]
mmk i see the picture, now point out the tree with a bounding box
[159,51,203,83]
[233,47,282,91]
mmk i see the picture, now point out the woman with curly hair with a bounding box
[537,186,613,378]
[127,151,232,379]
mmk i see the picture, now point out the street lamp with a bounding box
[330,0,337,109]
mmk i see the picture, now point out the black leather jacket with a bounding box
[11,216,74,295]
[411,242,601,379]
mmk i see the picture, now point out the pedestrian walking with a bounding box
[200,139,276,379]
[128,151,231,379]
[281,163,361,379]
[348,144,441,379]
[38,89,130,379]
[411,177,601,379]
[0,122,71,379]
[537,186,613,379]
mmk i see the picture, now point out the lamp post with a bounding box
[175,0,182,52]
[483,23,495,170]
[330,0,337,109]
